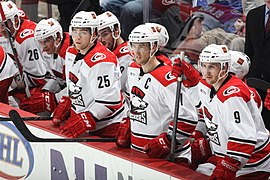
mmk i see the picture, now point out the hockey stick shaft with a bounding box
[0,116,52,121]
[9,110,116,142]
[169,51,185,162]
[0,2,31,97]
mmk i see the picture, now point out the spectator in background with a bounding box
[100,0,131,18]
[45,0,102,32]
[245,0,270,130]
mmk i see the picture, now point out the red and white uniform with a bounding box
[14,20,47,87]
[0,46,18,103]
[65,42,127,131]
[126,61,198,154]
[199,75,270,176]
[112,41,132,92]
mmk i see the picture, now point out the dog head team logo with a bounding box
[203,107,220,145]
[130,86,149,124]
[68,72,85,107]
[0,122,34,179]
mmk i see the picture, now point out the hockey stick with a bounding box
[0,116,52,121]
[0,2,31,97]
[169,51,185,162]
[9,110,116,142]
[246,77,270,92]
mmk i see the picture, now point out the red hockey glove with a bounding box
[116,117,131,148]
[60,111,96,138]
[190,137,212,168]
[19,91,57,114]
[190,130,204,142]
[52,96,71,126]
[209,156,240,180]
[171,58,201,87]
[264,89,270,110]
[144,133,171,158]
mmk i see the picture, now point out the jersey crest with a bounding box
[204,107,220,146]
[68,72,85,107]
[130,86,148,125]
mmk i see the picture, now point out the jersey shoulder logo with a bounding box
[119,46,129,54]
[91,52,106,62]
[223,86,240,96]
[20,29,34,39]
[165,71,176,81]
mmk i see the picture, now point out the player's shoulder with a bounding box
[59,32,72,59]
[84,42,118,68]
[15,20,36,44]
[113,41,130,58]
[217,76,252,103]
[66,46,78,55]
[150,64,177,87]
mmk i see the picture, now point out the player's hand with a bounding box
[60,111,96,138]
[52,96,71,126]
[116,117,131,148]
[264,89,270,110]
[190,137,212,168]
[19,91,57,114]
[209,156,240,180]
[171,59,201,87]
[143,133,171,158]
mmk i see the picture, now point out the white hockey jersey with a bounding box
[198,75,270,176]
[112,41,133,93]
[65,42,127,131]
[0,46,17,81]
[14,20,47,87]
[126,61,198,153]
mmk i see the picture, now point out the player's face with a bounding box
[130,42,151,65]
[38,36,56,54]
[201,62,221,85]
[72,28,92,51]
[0,20,15,38]
[98,28,114,50]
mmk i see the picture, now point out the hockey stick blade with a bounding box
[246,77,270,92]
[9,110,116,142]
[0,116,52,121]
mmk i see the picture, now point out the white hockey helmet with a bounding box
[199,44,231,68]
[229,50,250,79]
[98,11,120,31]
[70,11,99,33]
[0,1,20,30]
[145,22,169,47]
[35,18,63,41]
[129,24,159,44]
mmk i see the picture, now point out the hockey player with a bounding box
[19,18,73,114]
[193,44,270,179]
[265,90,270,110]
[97,11,132,92]
[0,46,18,104]
[52,11,127,138]
[116,24,198,163]
[0,1,47,89]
